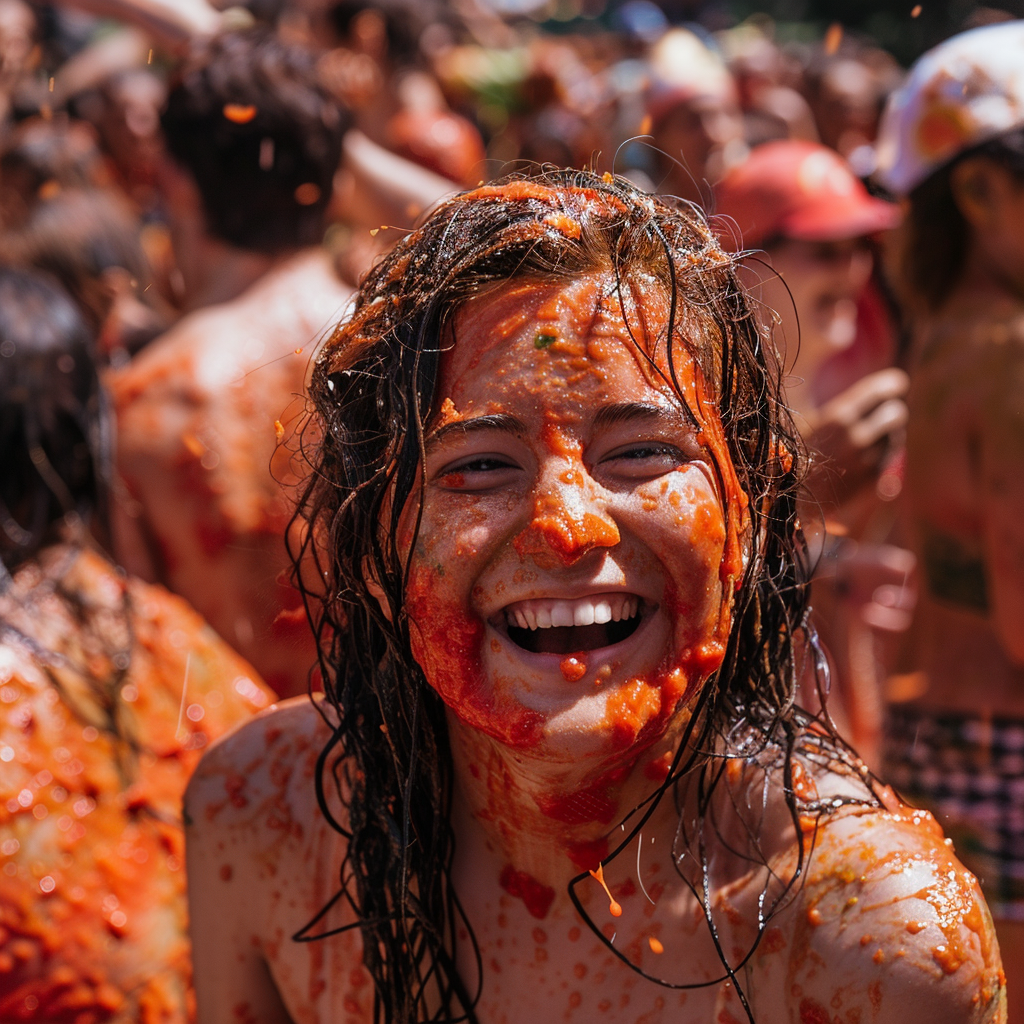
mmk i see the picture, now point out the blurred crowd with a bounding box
[0,0,1022,1019]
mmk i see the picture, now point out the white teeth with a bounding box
[573,604,595,626]
[550,603,574,627]
[503,594,642,630]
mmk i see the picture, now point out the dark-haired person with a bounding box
[185,171,1003,1024]
[874,21,1024,1018]
[3,187,171,363]
[110,29,354,698]
[0,266,273,1021]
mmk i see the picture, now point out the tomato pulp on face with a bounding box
[403,270,745,764]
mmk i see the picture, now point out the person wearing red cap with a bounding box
[716,140,905,445]
[716,140,914,762]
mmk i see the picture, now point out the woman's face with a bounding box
[401,271,745,763]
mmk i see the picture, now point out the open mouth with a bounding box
[494,593,650,656]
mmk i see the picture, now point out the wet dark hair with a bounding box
[292,169,868,1023]
[161,28,348,255]
[901,125,1024,312]
[0,265,108,576]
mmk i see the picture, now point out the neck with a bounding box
[180,235,291,311]
[447,711,685,891]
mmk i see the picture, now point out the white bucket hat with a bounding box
[874,20,1024,196]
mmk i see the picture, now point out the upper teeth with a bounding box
[503,594,640,631]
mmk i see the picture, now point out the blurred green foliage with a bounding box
[726,0,1024,64]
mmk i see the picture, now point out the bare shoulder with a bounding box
[185,695,334,838]
[757,786,1006,1024]
[185,696,366,1024]
[108,301,242,408]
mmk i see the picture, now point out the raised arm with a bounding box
[55,0,223,46]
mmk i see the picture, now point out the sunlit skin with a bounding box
[185,269,1004,1023]
[0,544,273,1021]
[110,249,353,698]
[900,157,1024,1020]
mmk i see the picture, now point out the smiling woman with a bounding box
[184,170,1005,1024]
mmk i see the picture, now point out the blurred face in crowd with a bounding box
[813,60,880,156]
[760,236,873,415]
[952,156,1024,296]
[652,91,745,203]
[98,70,167,185]
[0,0,33,83]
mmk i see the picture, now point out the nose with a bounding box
[513,467,620,568]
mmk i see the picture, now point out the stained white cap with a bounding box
[875,20,1024,196]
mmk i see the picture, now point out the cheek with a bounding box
[655,478,733,644]
[404,519,544,750]
[639,471,728,591]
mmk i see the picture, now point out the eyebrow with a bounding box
[591,402,681,430]
[424,413,529,456]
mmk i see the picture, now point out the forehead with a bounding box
[442,271,689,416]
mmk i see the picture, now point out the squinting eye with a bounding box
[436,455,521,491]
[600,444,687,477]
[614,445,674,460]
[457,457,514,473]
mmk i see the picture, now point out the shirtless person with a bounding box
[185,171,1003,1023]
[874,22,1024,1019]
[110,29,353,697]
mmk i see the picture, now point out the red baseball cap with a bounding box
[714,140,900,249]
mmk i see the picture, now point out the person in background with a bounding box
[720,24,819,149]
[803,41,902,174]
[0,117,106,230]
[110,28,352,698]
[0,0,36,123]
[0,265,272,1022]
[3,187,171,363]
[715,139,913,758]
[645,27,747,206]
[874,22,1024,1017]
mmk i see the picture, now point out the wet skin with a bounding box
[401,269,747,886]
[406,272,742,754]
[184,271,1004,1023]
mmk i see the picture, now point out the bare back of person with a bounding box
[110,249,354,698]
[0,543,274,1021]
[186,699,1004,1024]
